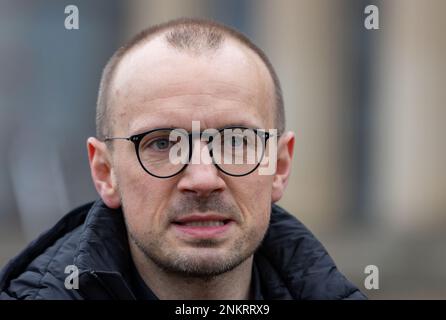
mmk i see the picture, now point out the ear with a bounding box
[271,131,295,203]
[87,137,121,208]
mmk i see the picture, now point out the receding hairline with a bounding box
[96,18,284,140]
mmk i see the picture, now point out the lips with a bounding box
[171,214,234,238]
[173,214,232,225]
[179,220,225,227]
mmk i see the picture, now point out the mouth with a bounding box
[171,214,235,238]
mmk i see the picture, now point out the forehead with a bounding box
[109,35,275,134]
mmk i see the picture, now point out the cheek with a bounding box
[251,174,274,203]
[115,162,173,231]
[252,177,274,225]
[229,175,273,224]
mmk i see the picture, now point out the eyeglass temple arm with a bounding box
[257,131,282,140]
[103,137,131,142]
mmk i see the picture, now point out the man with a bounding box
[0,18,366,300]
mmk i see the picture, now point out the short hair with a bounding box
[96,17,284,140]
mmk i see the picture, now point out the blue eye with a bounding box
[231,136,245,147]
[233,137,241,146]
[148,138,172,151]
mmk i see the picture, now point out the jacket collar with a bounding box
[73,200,136,299]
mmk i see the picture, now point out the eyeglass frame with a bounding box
[103,126,278,179]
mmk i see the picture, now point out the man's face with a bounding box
[106,37,277,276]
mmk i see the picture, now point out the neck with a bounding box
[129,242,253,300]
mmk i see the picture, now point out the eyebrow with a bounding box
[129,120,264,136]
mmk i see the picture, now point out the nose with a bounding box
[177,139,226,197]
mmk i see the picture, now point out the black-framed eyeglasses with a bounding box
[104,126,277,178]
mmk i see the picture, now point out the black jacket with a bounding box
[0,200,366,300]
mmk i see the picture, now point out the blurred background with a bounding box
[0,0,445,299]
